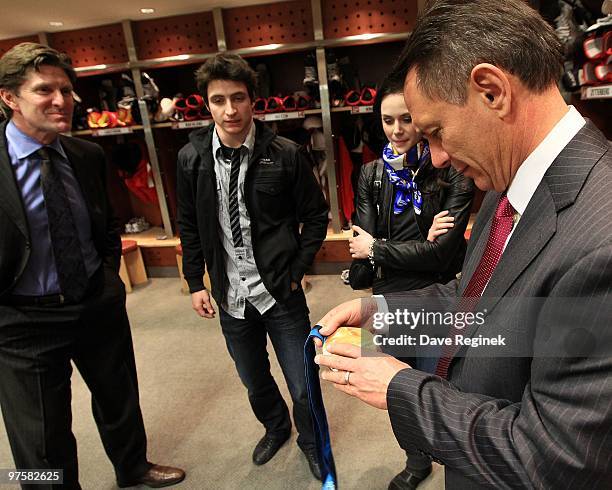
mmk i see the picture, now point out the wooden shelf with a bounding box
[331,105,374,115]
[254,109,321,122]
[68,34,411,75]
[324,226,352,241]
[121,227,180,248]
[69,125,144,137]
[154,119,213,130]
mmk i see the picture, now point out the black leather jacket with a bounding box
[176,120,328,306]
[356,158,475,293]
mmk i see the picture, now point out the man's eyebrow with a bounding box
[416,120,439,134]
[30,83,70,92]
[209,91,246,99]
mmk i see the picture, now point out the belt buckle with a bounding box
[40,294,65,306]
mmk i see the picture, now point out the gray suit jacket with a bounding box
[385,122,612,489]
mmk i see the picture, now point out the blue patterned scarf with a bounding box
[382,141,430,215]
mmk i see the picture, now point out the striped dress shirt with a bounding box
[212,123,276,319]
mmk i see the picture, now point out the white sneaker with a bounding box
[340,269,350,285]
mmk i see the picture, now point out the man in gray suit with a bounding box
[313,1,611,488]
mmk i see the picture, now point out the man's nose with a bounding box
[429,142,450,168]
[51,90,66,106]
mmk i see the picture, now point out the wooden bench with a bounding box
[119,240,148,293]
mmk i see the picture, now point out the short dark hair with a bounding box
[392,0,564,104]
[0,42,76,117]
[195,53,257,101]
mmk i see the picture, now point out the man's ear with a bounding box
[0,88,19,112]
[469,63,511,118]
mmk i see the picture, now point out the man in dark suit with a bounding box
[313,1,611,488]
[0,43,185,489]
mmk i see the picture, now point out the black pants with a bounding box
[0,266,150,489]
[219,290,316,450]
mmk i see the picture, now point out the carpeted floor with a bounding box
[0,276,443,489]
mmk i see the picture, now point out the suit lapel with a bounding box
[460,121,608,337]
[485,121,607,306]
[0,121,30,240]
[480,183,556,311]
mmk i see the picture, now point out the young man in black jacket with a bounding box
[176,54,328,479]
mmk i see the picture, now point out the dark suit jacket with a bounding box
[384,122,612,488]
[0,120,121,304]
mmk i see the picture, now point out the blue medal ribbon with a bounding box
[304,326,338,489]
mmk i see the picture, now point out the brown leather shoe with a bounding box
[118,464,186,488]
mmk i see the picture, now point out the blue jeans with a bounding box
[219,289,316,450]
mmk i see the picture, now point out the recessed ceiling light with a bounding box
[49,21,64,27]
[140,8,155,14]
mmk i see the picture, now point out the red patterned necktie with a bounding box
[434,194,515,379]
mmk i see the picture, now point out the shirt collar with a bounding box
[507,106,585,216]
[5,119,67,160]
[212,121,256,160]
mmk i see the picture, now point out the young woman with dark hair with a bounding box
[348,74,475,490]
[349,74,474,295]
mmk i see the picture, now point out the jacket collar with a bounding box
[0,120,29,239]
[450,120,610,360]
[541,120,606,212]
[4,119,67,160]
[189,119,276,170]
[0,120,100,241]
[460,120,609,318]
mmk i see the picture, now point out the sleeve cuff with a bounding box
[371,294,390,336]
[186,276,206,294]
[290,258,307,283]
[386,368,435,453]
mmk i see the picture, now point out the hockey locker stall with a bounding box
[2,0,605,272]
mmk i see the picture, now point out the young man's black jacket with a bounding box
[356,159,475,293]
[176,120,329,306]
